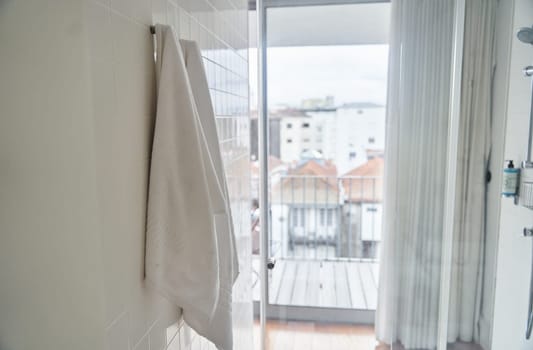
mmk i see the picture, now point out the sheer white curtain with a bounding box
[376,0,496,348]
[376,2,455,347]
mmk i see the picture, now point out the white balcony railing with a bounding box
[251,175,383,313]
[268,175,383,262]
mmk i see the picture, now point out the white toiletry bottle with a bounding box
[502,160,519,197]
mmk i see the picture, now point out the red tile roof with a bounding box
[272,160,339,205]
[343,157,383,177]
[290,159,337,177]
[342,157,383,203]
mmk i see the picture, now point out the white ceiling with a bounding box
[249,3,391,47]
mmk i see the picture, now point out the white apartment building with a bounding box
[334,103,385,175]
[278,112,315,162]
[278,104,385,174]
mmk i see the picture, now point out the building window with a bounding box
[303,138,310,143]
[287,123,292,129]
[349,151,357,160]
[292,208,306,227]
[368,137,375,144]
[287,139,293,143]
[302,122,310,128]
[327,209,333,225]
[320,208,326,225]
[299,208,306,226]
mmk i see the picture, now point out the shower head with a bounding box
[518,26,533,44]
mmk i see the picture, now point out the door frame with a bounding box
[255,2,390,348]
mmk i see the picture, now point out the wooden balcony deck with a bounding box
[253,258,379,310]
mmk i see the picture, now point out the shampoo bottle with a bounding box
[502,160,519,197]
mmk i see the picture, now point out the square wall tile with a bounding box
[133,334,149,350]
[149,320,166,350]
[110,0,152,24]
[105,313,129,350]
[84,0,112,61]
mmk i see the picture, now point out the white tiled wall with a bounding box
[492,0,533,349]
[0,0,250,348]
[84,0,252,349]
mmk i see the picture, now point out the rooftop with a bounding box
[271,160,339,205]
[342,157,384,203]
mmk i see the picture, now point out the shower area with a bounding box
[251,0,533,349]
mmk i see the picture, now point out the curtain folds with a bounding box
[376,0,496,348]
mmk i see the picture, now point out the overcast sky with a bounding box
[249,45,389,108]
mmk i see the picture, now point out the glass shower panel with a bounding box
[255,0,464,349]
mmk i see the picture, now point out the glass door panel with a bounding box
[263,2,392,349]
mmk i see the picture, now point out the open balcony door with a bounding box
[254,1,392,349]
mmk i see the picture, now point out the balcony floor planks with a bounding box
[269,260,286,304]
[346,263,368,310]
[359,263,378,309]
[335,262,352,309]
[318,261,336,307]
[291,260,310,306]
[277,260,298,305]
[304,260,321,306]
[255,258,379,310]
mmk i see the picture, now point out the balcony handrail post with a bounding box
[303,176,307,260]
[348,177,353,258]
[372,177,376,243]
[337,178,342,258]
[314,177,318,260]
[291,177,295,258]
[280,175,284,259]
[326,174,329,259]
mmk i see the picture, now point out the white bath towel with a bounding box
[145,24,239,350]
[179,38,240,348]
